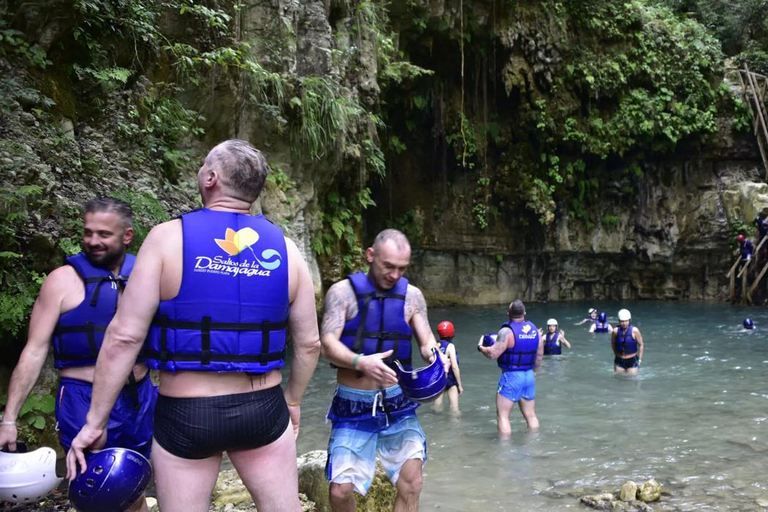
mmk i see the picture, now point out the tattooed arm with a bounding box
[479,326,513,360]
[321,280,397,385]
[405,285,448,371]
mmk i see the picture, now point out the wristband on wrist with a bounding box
[0,421,17,426]
[287,401,301,407]
[352,353,362,369]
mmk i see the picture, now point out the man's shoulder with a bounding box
[326,278,354,298]
[405,283,424,298]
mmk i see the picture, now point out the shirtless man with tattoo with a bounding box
[320,229,447,512]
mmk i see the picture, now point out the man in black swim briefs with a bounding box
[66,140,321,512]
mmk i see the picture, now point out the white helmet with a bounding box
[618,309,631,321]
[0,446,62,503]
[547,318,558,326]
[588,308,597,314]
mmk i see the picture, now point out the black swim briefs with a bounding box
[153,385,290,460]
[614,356,639,370]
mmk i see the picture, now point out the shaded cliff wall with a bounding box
[364,0,765,303]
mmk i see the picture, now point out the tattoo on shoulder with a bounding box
[321,282,355,336]
[405,285,430,328]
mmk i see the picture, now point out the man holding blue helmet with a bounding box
[477,299,543,436]
[66,140,321,512]
[0,198,156,512]
[321,229,448,512]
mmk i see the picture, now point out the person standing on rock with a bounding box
[477,299,543,436]
[0,197,156,512]
[611,308,644,375]
[320,228,447,512]
[433,320,463,413]
[65,140,320,512]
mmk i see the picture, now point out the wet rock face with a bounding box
[408,148,762,303]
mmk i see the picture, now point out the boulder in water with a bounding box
[637,479,662,502]
[620,480,638,501]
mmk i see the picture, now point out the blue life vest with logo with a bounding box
[594,319,610,333]
[615,324,637,356]
[339,272,413,368]
[742,240,754,261]
[497,321,539,371]
[543,332,561,355]
[144,209,289,373]
[52,252,135,369]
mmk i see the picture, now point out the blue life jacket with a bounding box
[543,332,561,355]
[144,209,289,373]
[53,252,135,369]
[438,339,459,366]
[742,240,754,261]
[594,319,610,333]
[497,321,539,371]
[339,272,413,368]
[615,324,638,356]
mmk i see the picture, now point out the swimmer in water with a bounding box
[575,308,598,326]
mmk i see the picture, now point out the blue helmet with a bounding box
[744,318,755,330]
[69,448,152,512]
[598,312,607,323]
[394,349,446,403]
[482,333,497,347]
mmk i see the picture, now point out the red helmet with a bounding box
[738,234,745,243]
[437,321,455,339]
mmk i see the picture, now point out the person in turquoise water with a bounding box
[477,299,543,436]
[589,311,611,333]
[575,308,598,327]
[611,308,644,375]
[539,318,571,355]
[741,318,757,332]
[433,320,463,412]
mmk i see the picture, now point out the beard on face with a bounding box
[84,243,125,270]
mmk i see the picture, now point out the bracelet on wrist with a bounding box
[0,421,17,426]
[286,401,301,407]
[352,353,362,369]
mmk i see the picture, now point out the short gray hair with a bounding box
[372,229,410,252]
[210,139,271,203]
[84,197,133,228]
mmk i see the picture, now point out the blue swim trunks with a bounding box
[56,374,157,458]
[326,384,426,495]
[497,370,535,402]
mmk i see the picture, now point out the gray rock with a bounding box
[638,479,662,503]
[20,111,37,126]
[620,481,638,501]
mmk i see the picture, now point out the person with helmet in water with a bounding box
[742,318,757,331]
[320,229,448,512]
[433,320,463,412]
[589,312,612,333]
[66,141,321,512]
[539,319,571,355]
[575,308,598,326]
[478,299,543,436]
[611,308,644,375]
[0,198,156,512]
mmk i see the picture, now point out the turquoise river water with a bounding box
[291,301,768,511]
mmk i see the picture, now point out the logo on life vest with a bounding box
[518,323,538,339]
[522,324,531,333]
[193,227,282,277]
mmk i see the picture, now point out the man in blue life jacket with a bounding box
[611,308,644,375]
[65,140,321,512]
[320,229,448,512]
[0,198,156,512]
[477,299,544,436]
[433,320,463,413]
[738,234,754,268]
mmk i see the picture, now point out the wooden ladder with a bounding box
[728,236,768,304]
[725,64,768,180]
